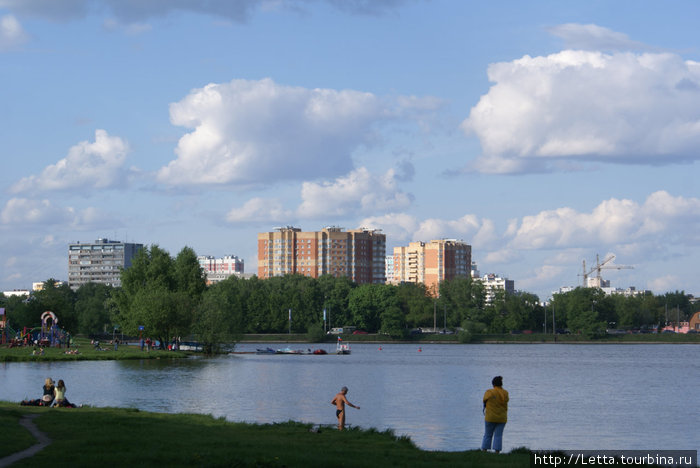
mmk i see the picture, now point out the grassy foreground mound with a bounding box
[0,402,529,467]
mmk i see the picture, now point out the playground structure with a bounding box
[2,310,71,348]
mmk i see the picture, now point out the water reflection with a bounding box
[1,343,698,452]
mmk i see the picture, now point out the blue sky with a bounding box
[1,0,699,300]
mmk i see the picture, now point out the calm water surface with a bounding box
[1,343,698,452]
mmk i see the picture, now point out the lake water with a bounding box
[1,343,698,453]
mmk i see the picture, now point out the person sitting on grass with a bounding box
[20,377,55,406]
[52,379,77,408]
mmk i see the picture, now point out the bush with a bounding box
[306,323,326,342]
[457,330,472,343]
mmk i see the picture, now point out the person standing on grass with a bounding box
[481,376,509,453]
[331,386,360,431]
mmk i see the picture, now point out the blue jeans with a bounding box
[481,421,506,452]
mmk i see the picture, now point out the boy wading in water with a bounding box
[331,386,360,430]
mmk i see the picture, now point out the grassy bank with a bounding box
[0,337,190,362]
[0,402,529,467]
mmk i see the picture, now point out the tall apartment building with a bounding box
[198,255,244,285]
[475,273,515,304]
[257,226,386,284]
[68,238,143,289]
[391,239,471,295]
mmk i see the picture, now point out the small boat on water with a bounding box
[256,347,275,354]
[276,347,303,354]
[336,338,351,355]
[313,349,327,355]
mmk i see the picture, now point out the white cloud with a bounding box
[226,198,292,224]
[0,14,28,50]
[158,78,393,187]
[359,213,419,242]
[0,198,113,228]
[1,198,74,225]
[11,129,130,194]
[647,274,679,293]
[507,191,700,250]
[482,248,521,265]
[226,165,413,223]
[360,212,495,248]
[297,167,412,218]
[463,45,700,173]
[547,23,650,52]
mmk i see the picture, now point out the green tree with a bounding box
[564,289,607,338]
[32,279,77,332]
[396,283,433,329]
[348,284,398,332]
[113,245,203,346]
[380,305,406,338]
[439,277,487,329]
[193,282,242,354]
[174,246,206,299]
[74,283,113,334]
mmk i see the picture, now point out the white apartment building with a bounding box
[198,255,244,285]
[475,273,515,304]
[68,238,143,289]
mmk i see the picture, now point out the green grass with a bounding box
[0,337,190,362]
[0,402,530,467]
[0,406,36,458]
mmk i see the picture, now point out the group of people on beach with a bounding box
[20,377,77,408]
[331,375,509,453]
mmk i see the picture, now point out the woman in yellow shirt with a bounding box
[481,375,509,453]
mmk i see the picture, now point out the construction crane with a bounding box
[580,254,633,288]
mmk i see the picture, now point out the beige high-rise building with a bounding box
[257,226,386,284]
[392,239,471,295]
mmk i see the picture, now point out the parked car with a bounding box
[352,330,368,335]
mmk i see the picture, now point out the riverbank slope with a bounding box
[0,402,529,467]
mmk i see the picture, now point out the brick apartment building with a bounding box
[257,226,386,284]
[391,239,471,295]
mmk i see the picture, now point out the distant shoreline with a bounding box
[237,333,700,345]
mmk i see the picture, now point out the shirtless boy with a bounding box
[331,386,360,430]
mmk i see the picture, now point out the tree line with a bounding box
[2,245,697,350]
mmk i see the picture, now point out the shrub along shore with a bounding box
[2,332,698,362]
[0,402,531,467]
[238,331,700,344]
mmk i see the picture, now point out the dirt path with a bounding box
[0,414,52,467]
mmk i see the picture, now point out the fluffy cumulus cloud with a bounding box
[463,31,700,173]
[0,14,28,50]
[297,167,413,218]
[158,78,394,187]
[506,191,700,250]
[11,129,130,193]
[226,165,413,223]
[360,212,495,249]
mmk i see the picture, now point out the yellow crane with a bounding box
[580,254,633,288]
